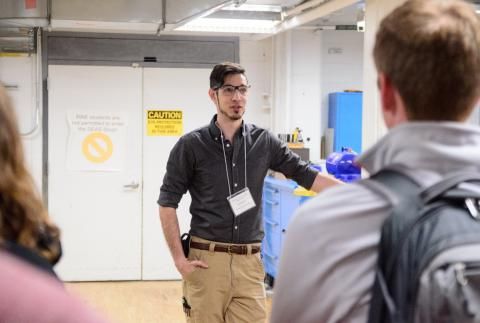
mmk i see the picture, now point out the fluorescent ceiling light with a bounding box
[176,17,280,34]
[172,3,282,34]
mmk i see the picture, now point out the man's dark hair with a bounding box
[209,62,246,89]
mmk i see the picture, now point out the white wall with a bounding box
[320,30,364,132]
[270,30,324,161]
[240,39,273,130]
[362,0,406,150]
[0,55,43,193]
[271,31,292,135]
[290,30,323,161]
[269,29,364,161]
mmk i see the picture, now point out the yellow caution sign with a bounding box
[147,110,183,136]
[82,132,113,163]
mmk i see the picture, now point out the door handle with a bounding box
[123,182,139,189]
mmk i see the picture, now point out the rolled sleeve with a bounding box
[268,132,318,189]
[157,136,195,209]
[157,190,183,209]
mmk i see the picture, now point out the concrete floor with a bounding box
[67,280,273,323]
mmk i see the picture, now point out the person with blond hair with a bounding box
[0,84,61,276]
[271,0,480,322]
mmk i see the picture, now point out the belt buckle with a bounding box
[227,245,233,254]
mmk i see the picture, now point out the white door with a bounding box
[142,68,213,279]
[48,65,143,281]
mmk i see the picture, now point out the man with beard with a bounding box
[158,62,341,323]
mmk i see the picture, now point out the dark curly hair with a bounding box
[209,62,246,89]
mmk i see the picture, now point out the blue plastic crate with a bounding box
[261,177,308,279]
[263,248,279,278]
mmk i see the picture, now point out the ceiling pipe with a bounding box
[284,0,329,17]
[20,28,41,137]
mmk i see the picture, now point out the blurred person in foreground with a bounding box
[0,84,107,323]
[0,84,61,276]
[0,250,108,323]
[271,0,480,322]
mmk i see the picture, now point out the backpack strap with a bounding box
[365,168,480,323]
[374,268,399,322]
[363,167,421,323]
[421,172,480,203]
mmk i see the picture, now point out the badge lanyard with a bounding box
[220,123,256,216]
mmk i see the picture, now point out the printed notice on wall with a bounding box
[147,110,183,136]
[66,111,127,172]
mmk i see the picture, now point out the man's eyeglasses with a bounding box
[216,85,251,97]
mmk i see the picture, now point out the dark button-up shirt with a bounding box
[158,115,317,243]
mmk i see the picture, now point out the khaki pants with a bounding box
[182,236,266,323]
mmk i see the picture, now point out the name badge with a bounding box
[227,187,256,217]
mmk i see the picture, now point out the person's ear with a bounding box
[379,73,395,115]
[208,88,217,103]
[378,73,406,128]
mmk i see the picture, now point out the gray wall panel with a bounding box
[46,33,239,67]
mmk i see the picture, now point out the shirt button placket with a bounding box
[234,223,239,242]
[232,158,238,191]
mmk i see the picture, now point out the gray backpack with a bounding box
[363,169,480,323]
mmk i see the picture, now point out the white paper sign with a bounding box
[66,111,127,172]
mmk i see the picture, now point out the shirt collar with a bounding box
[208,114,247,142]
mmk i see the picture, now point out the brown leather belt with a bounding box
[190,241,260,255]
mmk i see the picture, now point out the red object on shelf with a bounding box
[25,0,37,9]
